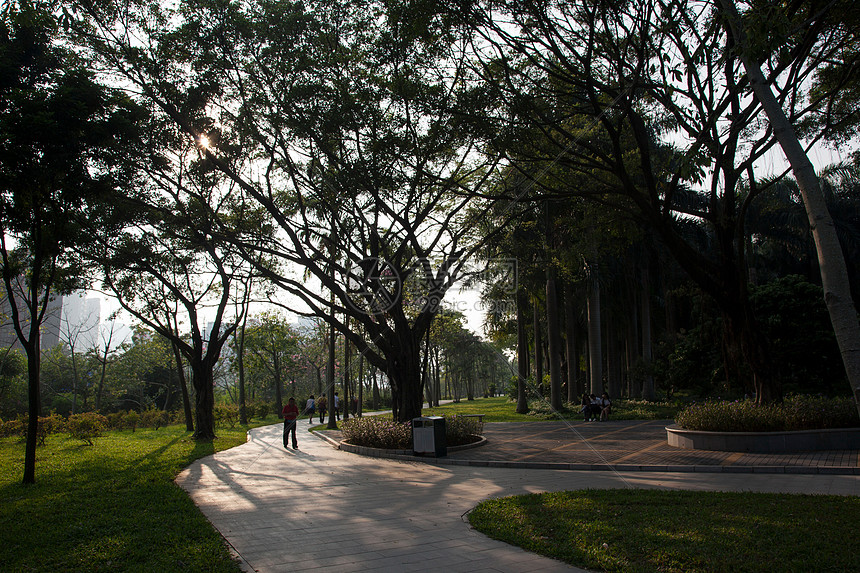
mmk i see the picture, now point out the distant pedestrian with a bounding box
[304,395,316,423]
[282,397,299,449]
[318,393,328,423]
[333,392,340,421]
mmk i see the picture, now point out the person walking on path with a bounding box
[317,393,328,424]
[333,392,340,421]
[304,395,316,424]
[282,397,300,449]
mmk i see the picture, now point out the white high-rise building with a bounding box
[0,282,63,352]
[59,291,101,353]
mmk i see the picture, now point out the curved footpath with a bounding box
[176,420,860,573]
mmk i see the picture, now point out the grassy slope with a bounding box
[0,423,269,572]
[469,489,860,573]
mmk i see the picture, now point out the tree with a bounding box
[98,206,255,439]
[0,4,144,483]
[91,311,128,412]
[718,0,860,413]
[72,0,508,422]
[109,326,175,411]
[452,0,854,403]
[239,312,300,417]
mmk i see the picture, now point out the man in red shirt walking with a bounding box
[282,397,300,449]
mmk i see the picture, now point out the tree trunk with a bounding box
[587,263,603,395]
[380,323,426,422]
[372,365,380,410]
[172,342,194,432]
[236,324,248,425]
[606,318,623,400]
[564,280,579,403]
[343,320,351,421]
[626,291,640,399]
[326,315,337,429]
[433,346,442,406]
[70,348,79,415]
[516,289,530,414]
[719,0,860,413]
[546,270,563,411]
[640,265,656,401]
[273,352,283,420]
[533,296,543,393]
[358,353,364,416]
[421,326,431,407]
[23,336,40,485]
[95,326,114,412]
[191,360,216,440]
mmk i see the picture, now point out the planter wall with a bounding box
[666,424,860,453]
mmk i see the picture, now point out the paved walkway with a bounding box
[176,420,859,573]
[328,420,858,474]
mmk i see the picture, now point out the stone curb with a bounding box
[666,424,860,452]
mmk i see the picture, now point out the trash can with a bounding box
[412,416,447,457]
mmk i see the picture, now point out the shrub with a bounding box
[340,416,412,449]
[445,415,483,446]
[0,417,25,438]
[106,411,125,430]
[675,395,860,432]
[125,410,140,432]
[341,415,485,449]
[170,410,188,425]
[255,403,273,420]
[140,408,169,429]
[37,412,65,444]
[66,412,108,445]
[214,405,241,428]
[0,414,64,442]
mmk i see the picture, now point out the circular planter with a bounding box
[339,434,487,457]
[666,424,860,453]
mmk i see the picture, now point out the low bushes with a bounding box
[675,395,860,432]
[0,412,109,445]
[214,405,242,428]
[340,414,484,449]
[340,417,413,449]
[66,412,108,445]
[444,415,484,446]
[1,408,181,443]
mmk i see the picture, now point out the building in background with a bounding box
[0,287,101,353]
[60,291,101,352]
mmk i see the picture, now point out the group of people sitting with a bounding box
[580,392,612,422]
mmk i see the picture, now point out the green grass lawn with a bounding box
[421,396,681,422]
[0,421,272,572]
[468,489,860,572]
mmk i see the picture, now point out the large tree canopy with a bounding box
[70,0,509,421]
